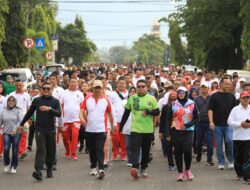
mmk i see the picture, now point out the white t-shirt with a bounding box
[9,91,31,114]
[108,91,128,123]
[52,86,64,103]
[61,89,84,123]
[81,95,112,133]
[132,76,145,87]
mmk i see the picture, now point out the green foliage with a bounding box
[181,0,243,70]
[56,16,97,65]
[133,34,168,65]
[240,0,250,59]
[160,14,186,65]
[2,0,27,67]
[0,0,8,68]
[109,46,137,64]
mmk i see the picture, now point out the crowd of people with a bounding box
[0,63,250,185]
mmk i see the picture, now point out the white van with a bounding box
[1,68,36,90]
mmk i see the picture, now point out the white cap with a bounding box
[177,86,188,92]
[239,78,246,82]
[200,81,209,88]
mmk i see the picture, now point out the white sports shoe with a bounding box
[218,164,225,170]
[4,165,10,173]
[228,162,234,169]
[90,168,98,176]
[10,167,16,174]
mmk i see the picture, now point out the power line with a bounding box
[52,0,183,4]
[58,9,176,13]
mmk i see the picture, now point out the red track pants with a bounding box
[111,123,126,160]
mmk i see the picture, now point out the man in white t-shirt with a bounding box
[61,78,83,160]
[9,80,31,159]
[108,77,128,161]
[80,80,114,180]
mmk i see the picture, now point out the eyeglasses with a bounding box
[137,85,146,89]
[42,87,51,91]
[242,96,250,100]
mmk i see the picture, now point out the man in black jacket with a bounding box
[20,82,61,181]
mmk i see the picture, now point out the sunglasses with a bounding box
[137,85,146,89]
[242,96,250,100]
[177,90,186,94]
[42,87,51,91]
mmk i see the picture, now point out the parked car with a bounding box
[0,68,36,90]
[45,63,65,77]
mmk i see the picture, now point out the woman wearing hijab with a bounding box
[165,87,199,181]
[0,96,23,174]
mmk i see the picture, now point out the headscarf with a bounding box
[188,87,199,100]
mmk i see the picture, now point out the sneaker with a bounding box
[206,161,214,166]
[127,163,132,167]
[168,165,176,171]
[228,162,234,169]
[19,152,27,160]
[140,169,148,178]
[97,170,105,180]
[177,173,184,181]
[32,170,43,181]
[10,167,16,174]
[185,170,194,180]
[47,169,53,178]
[4,165,10,173]
[245,179,250,185]
[130,168,140,180]
[235,175,242,180]
[90,168,98,176]
[71,156,78,161]
[218,164,225,170]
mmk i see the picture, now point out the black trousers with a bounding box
[234,140,250,181]
[34,131,56,170]
[28,121,36,147]
[172,130,193,173]
[78,126,86,147]
[85,132,106,170]
[130,132,154,170]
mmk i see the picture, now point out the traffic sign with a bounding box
[46,51,54,60]
[36,38,45,49]
[23,38,35,49]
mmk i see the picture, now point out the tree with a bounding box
[0,0,8,68]
[240,0,250,60]
[2,0,27,67]
[109,46,137,64]
[160,14,186,65]
[181,0,243,70]
[133,34,168,65]
[56,16,97,65]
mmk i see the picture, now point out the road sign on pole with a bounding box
[23,38,35,49]
[46,51,54,60]
[36,38,45,49]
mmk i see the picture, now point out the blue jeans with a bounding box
[125,135,131,164]
[214,126,233,165]
[196,122,214,162]
[4,133,21,169]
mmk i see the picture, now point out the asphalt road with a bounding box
[0,133,249,190]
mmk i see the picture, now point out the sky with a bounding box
[56,0,186,49]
